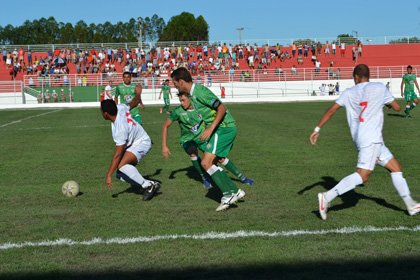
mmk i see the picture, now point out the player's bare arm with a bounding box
[386,100,401,111]
[200,103,227,141]
[131,84,144,109]
[400,78,405,97]
[105,145,125,190]
[310,103,341,145]
[162,119,173,159]
[414,79,420,92]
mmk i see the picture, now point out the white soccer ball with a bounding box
[62,180,80,197]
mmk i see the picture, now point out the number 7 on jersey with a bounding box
[359,101,368,122]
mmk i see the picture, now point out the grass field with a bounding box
[1,102,420,280]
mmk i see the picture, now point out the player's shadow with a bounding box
[387,113,405,118]
[111,169,163,198]
[169,166,222,203]
[298,176,404,217]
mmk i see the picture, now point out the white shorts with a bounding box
[126,139,152,163]
[357,143,393,171]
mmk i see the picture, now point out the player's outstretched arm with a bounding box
[162,119,173,159]
[310,103,341,145]
[106,145,125,190]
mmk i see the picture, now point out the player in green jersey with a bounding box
[162,91,212,189]
[159,79,173,114]
[401,65,420,118]
[114,71,145,124]
[171,67,253,211]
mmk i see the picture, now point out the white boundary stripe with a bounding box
[1,225,419,251]
[0,109,62,128]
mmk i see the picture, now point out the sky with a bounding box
[0,0,419,43]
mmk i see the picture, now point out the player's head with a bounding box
[407,65,413,74]
[171,67,192,92]
[122,71,132,85]
[100,99,117,120]
[353,64,370,84]
[177,91,192,110]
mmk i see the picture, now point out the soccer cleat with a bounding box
[143,182,160,201]
[407,202,420,216]
[241,177,254,186]
[202,178,213,189]
[318,192,329,220]
[231,189,246,204]
[216,194,236,211]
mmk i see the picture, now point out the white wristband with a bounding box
[314,126,321,133]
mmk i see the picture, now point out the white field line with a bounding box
[1,225,419,251]
[0,110,62,128]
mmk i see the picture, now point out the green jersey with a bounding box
[115,82,142,124]
[162,85,171,100]
[169,106,205,145]
[403,74,417,93]
[190,83,235,128]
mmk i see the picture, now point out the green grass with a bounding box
[0,102,420,279]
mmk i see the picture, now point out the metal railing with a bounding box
[1,35,420,52]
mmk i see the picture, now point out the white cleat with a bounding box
[231,189,246,204]
[318,192,329,220]
[216,193,236,212]
[407,202,420,216]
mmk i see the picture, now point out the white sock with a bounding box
[391,172,415,207]
[325,172,363,203]
[119,164,152,188]
[220,158,229,166]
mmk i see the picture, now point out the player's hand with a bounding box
[162,146,171,159]
[401,93,404,97]
[106,175,112,190]
[200,127,213,141]
[310,131,319,145]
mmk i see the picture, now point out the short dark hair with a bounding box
[353,64,370,79]
[101,99,117,116]
[171,67,193,83]
[123,71,131,77]
[177,91,191,98]
[407,65,413,70]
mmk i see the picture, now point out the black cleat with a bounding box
[143,182,160,201]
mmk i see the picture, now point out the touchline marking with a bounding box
[0,110,62,128]
[1,225,419,250]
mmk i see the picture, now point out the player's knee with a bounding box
[185,146,198,156]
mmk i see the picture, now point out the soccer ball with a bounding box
[62,180,80,197]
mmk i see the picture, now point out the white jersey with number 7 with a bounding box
[336,82,394,149]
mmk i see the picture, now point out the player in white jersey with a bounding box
[100,99,160,201]
[310,64,420,220]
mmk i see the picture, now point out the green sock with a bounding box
[410,103,416,110]
[221,158,245,180]
[191,158,205,178]
[207,165,238,196]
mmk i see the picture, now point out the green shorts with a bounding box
[404,91,418,102]
[199,126,237,158]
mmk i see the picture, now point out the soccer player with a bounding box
[162,91,212,189]
[310,64,420,220]
[401,65,420,118]
[162,91,254,190]
[100,99,160,201]
[159,79,172,114]
[171,67,252,211]
[114,71,144,124]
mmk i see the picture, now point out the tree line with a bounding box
[0,12,209,45]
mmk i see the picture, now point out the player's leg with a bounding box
[200,128,244,211]
[409,97,418,112]
[183,141,212,189]
[116,141,159,200]
[404,94,412,118]
[218,157,254,186]
[379,146,420,215]
[318,144,379,220]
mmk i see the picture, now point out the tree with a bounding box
[337,34,357,45]
[159,12,209,42]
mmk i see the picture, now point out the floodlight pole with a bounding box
[236,27,244,45]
